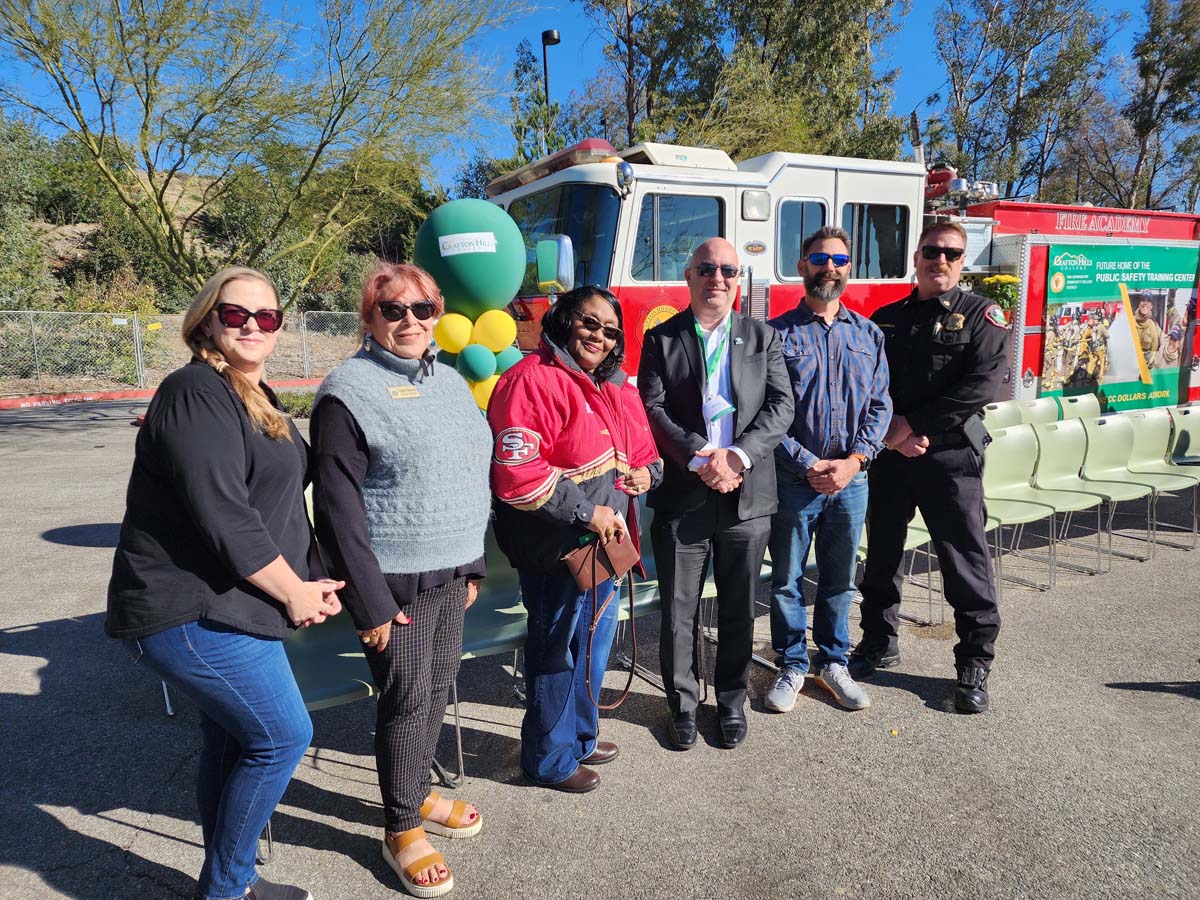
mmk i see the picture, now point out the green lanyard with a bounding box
[694,319,730,387]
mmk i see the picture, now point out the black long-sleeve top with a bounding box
[311,397,485,631]
[106,361,321,640]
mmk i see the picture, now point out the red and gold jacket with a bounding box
[488,339,662,574]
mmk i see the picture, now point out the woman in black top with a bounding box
[107,267,343,900]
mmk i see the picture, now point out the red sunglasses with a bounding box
[215,303,284,333]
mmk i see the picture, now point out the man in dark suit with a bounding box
[638,237,793,750]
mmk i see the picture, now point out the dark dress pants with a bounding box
[652,491,771,717]
[859,445,1000,670]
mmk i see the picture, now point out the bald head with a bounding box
[685,238,740,327]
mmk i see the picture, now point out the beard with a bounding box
[805,271,846,303]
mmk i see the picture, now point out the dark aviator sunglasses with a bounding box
[920,245,966,262]
[215,303,284,333]
[377,300,438,322]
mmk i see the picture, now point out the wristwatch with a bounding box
[850,453,870,471]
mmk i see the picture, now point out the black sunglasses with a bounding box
[806,252,851,267]
[377,300,438,322]
[215,303,283,333]
[692,263,741,279]
[575,312,622,341]
[920,245,966,262]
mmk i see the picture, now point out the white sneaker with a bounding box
[764,668,805,713]
[814,663,871,710]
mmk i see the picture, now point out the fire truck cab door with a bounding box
[615,181,737,362]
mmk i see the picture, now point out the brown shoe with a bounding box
[580,741,619,765]
[544,765,600,793]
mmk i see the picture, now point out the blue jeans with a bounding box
[125,620,313,900]
[768,467,869,673]
[518,571,619,785]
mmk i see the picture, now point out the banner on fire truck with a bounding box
[1039,245,1199,411]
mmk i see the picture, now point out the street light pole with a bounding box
[540,29,560,157]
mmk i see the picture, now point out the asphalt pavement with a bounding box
[0,400,1197,900]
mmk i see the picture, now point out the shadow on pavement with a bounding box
[0,613,198,899]
[1106,680,1200,701]
[42,523,122,547]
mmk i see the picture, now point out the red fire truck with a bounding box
[486,139,1200,410]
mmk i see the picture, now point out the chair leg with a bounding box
[161,680,174,717]
[1144,484,1198,550]
[1105,497,1154,562]
[999,515,1055,590]
[256,818,273,865]
[431,680,465,790]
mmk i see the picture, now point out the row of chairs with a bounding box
[980,402,1199,596]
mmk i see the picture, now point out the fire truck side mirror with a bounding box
[536,236,576,295]
[615,161,634,197]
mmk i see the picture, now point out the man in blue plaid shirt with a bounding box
[764,225,891,713]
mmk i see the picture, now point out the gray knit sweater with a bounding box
[315,338,492,574]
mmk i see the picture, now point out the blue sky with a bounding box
[438,0,1146,186]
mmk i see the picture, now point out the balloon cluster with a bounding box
[413,198,527,410]
[433,311,523,409]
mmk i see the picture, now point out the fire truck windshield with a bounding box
[505,184,620,296]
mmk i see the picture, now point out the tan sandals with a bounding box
[383,826,454,898]
[420,791,483,839]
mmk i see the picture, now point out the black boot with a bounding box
[954,666,990,714]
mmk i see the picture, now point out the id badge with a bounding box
[702,394,735,423]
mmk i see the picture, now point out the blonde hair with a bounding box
[181,267,293,442]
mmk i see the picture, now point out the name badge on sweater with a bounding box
[388,385,420,399]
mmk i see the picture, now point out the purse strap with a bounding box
[584,516,637,711]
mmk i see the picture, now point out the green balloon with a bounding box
[413,198,526,320]
[495,345,524,374]
[456,343,498,382]
[436,349,458,367]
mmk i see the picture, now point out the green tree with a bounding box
[0,0,519,303]
[510,38,565,165]
[1122,0,1200,208]
[929,0,1114,196]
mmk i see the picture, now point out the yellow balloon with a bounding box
[471,374,500,410]
[434,313,473,354]
[472,309,518,353]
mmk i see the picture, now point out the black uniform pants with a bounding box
[364,577,466,833]
[652,492,771,717]
[859,445,1000,671]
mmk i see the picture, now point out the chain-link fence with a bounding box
[0,310,361,397]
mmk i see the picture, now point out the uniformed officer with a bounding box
[1134,294,1163,369]
[849,221,1008,713]
[1088,310,1108,381]
[1042,320,1062,391]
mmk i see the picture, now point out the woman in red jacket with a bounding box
[488,286,662,793]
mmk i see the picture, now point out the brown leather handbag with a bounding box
[562,513,641,710]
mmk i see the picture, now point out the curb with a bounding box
[0,378,324,410]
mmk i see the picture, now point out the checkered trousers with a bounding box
[363,576,466,832]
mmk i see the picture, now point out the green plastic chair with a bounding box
[981,425,1059,590]
[1018,397,1062,425]
[982,401,1022,432]
[1080,415,1161,560]
[1170,406,1200,465]
[1058,393,1101,420]
[1125,408,1198,549]
[1034,419,1149,572]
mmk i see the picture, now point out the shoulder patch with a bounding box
[494,427,541,465]
[985,305,1008,328]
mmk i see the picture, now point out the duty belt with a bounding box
[924,431,969,449]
